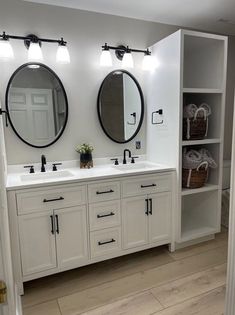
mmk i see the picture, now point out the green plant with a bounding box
[76,143,94,154]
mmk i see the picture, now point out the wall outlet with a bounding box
[135,141,141,149]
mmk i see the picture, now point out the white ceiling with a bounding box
[23,0,235,35]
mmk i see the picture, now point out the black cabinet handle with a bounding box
[55,214,59,234]
[24,165,35,173]
[141,184,156,188]
[96,189,114,195]
[97,212,115,218]
[43,196,64,203]
[98,239,116,246]
[52,163,62,171]
[50,215,55,235]
[149,198,153,215]
[145,199,149,215]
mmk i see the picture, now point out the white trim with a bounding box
[225,91,235,315]
[0,102,20,315]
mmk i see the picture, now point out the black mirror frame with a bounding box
[5,62,69,149]
[97,70,144,144]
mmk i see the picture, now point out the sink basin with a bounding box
[111,162,158,172]
[20,170,74,182]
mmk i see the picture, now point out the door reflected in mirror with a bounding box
[6,63,68,148]
[97,70,144,143]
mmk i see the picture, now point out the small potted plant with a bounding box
[76,143,94,169]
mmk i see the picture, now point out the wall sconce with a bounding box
[0,31,70,64]
[100,43,156,71]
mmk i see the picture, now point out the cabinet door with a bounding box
[55,206,88,269]
[18,211,57,276]
[148,192,171,244]
[122,196,148,249]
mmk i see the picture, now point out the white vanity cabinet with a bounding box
[18,205,88,276]
[9,183,89,284]
[18,211,57,276]
[7,169,174,294]
[88,181,122,258]
[122,174,172,249]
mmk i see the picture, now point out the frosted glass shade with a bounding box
[56,45,70,64]
[0,40,14,60]
[122,52,134,68]
[100,50,112,67]
[28,42,43,61]
[142,54,153,71]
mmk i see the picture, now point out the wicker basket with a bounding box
[183,108,208,140]
[182,162,209,189]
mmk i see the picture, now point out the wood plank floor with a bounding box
[22,229,228,315]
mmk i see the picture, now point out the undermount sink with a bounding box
[111,162,158,172]
[20,170,74,182]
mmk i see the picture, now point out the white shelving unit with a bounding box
[146,29,227,246]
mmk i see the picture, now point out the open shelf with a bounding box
[183,34,225,89]
[182,143,220,186]
[182,184,219,196]
[181,190,219,242]
[182,93,223,139]
[182,88,223,94]
[182,139,221,146]
[181,226,217,242]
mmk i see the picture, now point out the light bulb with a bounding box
[100,50,112,67]
[122,49,133,68]
[0,39,14,60]
[28,42,43,61]
[142,53,153,71]
[56,45,70,64]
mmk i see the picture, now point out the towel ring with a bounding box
[151,109,163,125]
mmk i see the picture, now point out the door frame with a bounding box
[225,92,235,314]
[0,101,21,315]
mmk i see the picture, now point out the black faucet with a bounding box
[123,149,132,164]
[41,155,47,172]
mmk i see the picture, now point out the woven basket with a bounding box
[182,162,209,189]
[183,108,208,140]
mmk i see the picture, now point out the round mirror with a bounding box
[97,70,144,143]
[6,63,68,148]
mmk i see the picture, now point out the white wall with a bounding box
[0,0,178,165]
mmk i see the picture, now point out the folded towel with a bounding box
[183,148,217,169]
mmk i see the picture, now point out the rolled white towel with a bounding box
[182,149,203,169]
[198,103,212,117]
[199,148,217,168]
[183,103,198,118]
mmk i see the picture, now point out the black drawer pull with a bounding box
[141,184,156,188]
[149,198,153,215]
[43,196,64,203]
[97,212,115,218]
[98,238,116,246]
[50,215,55,235]
[145,199,149,215]
[96,189,114,195]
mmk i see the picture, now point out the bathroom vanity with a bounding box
[7,162,175,294]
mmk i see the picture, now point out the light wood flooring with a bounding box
[22,229,228,315]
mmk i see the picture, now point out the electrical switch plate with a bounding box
[136,141,141,149]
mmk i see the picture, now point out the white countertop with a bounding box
[6,160,175,191]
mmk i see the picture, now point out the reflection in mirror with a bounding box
[6,63,68,148]
[98,70,144,143]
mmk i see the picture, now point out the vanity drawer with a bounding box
[88,181,120,203]
[89,200,121,231]
[90,227,121,258]
[122,174,171,198]
[17,184,87,215]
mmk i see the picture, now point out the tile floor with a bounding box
[22,229,228,315]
